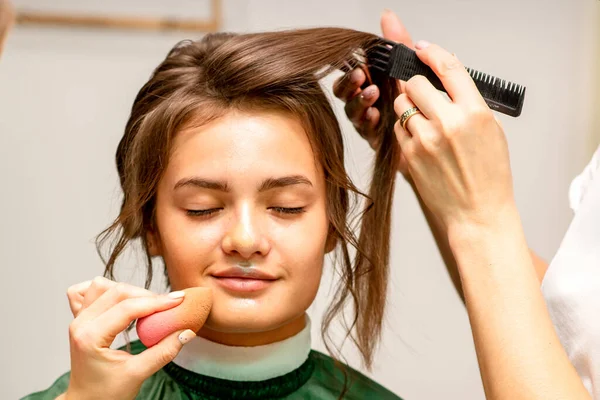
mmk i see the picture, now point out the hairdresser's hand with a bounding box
[333,9,413,177]
[0,0,15,58]
[63,277,196,400]
[394,41,516,232]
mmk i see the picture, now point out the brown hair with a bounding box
[97,27,400,370]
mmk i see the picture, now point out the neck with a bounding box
[198,313,306,346]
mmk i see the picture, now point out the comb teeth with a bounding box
[367,41,526,117]
[369,43,393,73]
[465,67,526,116]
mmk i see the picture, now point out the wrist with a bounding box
[446,203,526,270]
[447,201,520,240]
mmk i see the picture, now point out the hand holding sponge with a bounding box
[136,287,212,347]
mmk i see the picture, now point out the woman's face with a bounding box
[150,110,332,344]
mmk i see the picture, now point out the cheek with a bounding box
[270,207,329,275]
[274,209,328,243]
[156,210,223,275]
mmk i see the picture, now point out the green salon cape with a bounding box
[22,340,403,399]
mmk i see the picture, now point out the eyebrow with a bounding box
[174,178,230,192]
[258,175,313,192]
[173,175,313,193]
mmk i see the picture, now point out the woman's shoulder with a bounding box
[306,350,403,399]
[21,342,404,400]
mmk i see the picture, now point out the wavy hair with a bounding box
[97,27,400,372]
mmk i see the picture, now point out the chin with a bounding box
[202,289,308,334]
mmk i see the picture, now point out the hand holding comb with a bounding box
[367,39,526,117]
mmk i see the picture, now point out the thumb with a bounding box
[380,9,414,48]
[133,329,196,377]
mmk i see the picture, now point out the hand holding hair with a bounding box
[333,9,413,178]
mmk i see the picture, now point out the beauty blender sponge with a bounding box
[136,287,212,347]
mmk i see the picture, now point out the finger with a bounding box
[362,107,381,150]
[333,68,366,102]
[399,80,407,94]
[91,294,185,346]
[393,93,429,137]
[414,41,486,107]
[67,280,93,317]
[345,84,379,124]
[404,75,451,120]
[132,329,197,378]
[381,10,414,48]
[394,120,412,156]
[77,282,156,324]
[493,113,504,129]
[397,150,410,177]
[81,276,118,310]
[0,0,15,57]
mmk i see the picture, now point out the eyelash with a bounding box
[269,207,306,215]
[186,208,221,217]
[185,207,306,217]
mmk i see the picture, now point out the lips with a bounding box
[212,267,277,280]
[211,267,278,292]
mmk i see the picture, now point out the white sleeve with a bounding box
[542,143,600,398]
[569,145,600,212]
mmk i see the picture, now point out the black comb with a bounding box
[368,39,526,117]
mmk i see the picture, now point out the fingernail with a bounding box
[178,329,196,344]
[167,290,185,299]
[362,86,376,99]
[350,68,362,84]
[365,107,376,120]
[415,40,430,50]
[382,8,393,15]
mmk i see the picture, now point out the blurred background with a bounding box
[1,0,599,399]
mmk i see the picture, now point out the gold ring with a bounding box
[400,107,422,131]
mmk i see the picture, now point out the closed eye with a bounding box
[269,207,306,215]
[186,208,222,217]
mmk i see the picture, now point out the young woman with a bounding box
[23,28,404,399]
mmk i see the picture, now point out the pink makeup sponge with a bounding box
[136,287,212,348]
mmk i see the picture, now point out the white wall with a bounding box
[1,1,598,399]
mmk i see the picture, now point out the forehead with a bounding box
[165,110,322,181]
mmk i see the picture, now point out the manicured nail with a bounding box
[362,86,377,99]
[415,40,430,50]
[350,68,362,84]
[167,290,185,299]
[178,329,196,344]
[365,107,376,120]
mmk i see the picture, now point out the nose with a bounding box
[221,203,270,259]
